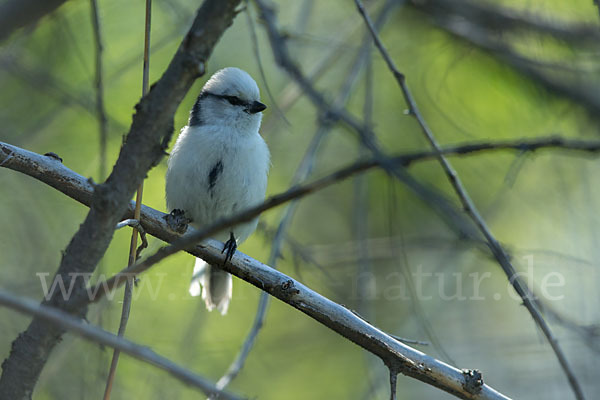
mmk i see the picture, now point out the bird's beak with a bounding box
[248,101,267,114]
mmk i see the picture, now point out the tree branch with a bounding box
[6,140,600,399]
[0,290,244,400]
[354,1,586,398]
[1,147,506,400]
[0,1,242,398]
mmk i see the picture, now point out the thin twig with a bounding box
[89,0,108,180]
[116,219,149,257]
[355,38,378,396]
[389,368,398,400]
[294,0,313,33]
[88,2,110,342]
[354,1,586,399]
[0,289,244,400]
[260,18,363,134]
[244,1,289,126]
[213,292,268,393]
[103,2,152,398]
[389,184,455,364]
[256,222,336,284]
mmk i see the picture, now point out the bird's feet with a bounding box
[165,209,192,234]
[222,232,237,265]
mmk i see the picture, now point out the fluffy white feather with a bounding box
[165,67,270,315]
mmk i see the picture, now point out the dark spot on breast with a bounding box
[208,160,223,196]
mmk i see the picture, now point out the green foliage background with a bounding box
[1,0,599,398]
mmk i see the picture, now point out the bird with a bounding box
[165,67,270,315]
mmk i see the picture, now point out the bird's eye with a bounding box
[224,96,245,106]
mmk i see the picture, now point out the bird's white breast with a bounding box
[165,124,270,243]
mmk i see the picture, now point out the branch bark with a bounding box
[0,1,242,398]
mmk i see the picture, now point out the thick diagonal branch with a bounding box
[0,1,242,398]
[6,140,600,399]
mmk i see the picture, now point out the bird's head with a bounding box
[188,67,266,133]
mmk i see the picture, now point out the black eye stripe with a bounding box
[224,95,245,106]
[202,91,247,107]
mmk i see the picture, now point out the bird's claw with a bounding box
[165,209,191,234]
[221,232,237,265]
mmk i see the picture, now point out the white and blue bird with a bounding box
[166,67,270,315]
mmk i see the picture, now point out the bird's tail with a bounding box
[189,258,232,315]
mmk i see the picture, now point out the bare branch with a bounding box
[354,1,586,398]
[260,20,363,133]
[244,2,289,126]
[0,142,511,400]
[89,0,108,180]
[0,1,243,397]
[0,289,244,400]
[213,292,268,394]
[389,368,399,400]
[256,222,332,279]
[103,1,153,397]
[355,37,379,394]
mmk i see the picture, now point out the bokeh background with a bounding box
[1,0,600,398]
